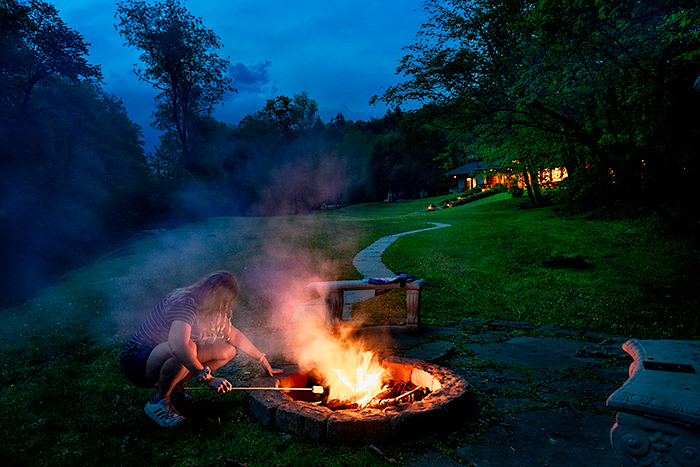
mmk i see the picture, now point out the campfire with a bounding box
[243,308,473,442]
[274,351,432,411]
[244,351,473,443]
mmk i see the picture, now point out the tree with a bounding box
[0,77,151,304]
[0,0,101,111]
[380,0,700,226]
[328,112,346,129]
[366,109,452,200]
[114,0,235,171]
[256,91,320,138]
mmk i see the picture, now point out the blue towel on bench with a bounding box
[363,273,416,287]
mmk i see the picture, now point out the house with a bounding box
[444,161,507,193]
[536,166,568,189]
[444,160,568,194]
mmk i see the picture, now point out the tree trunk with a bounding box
[530,169,545,205]
[170,79,191,170]
[22,70,51,108]
[521,170,536,205]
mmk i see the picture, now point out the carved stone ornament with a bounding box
[607,339,700,467]
[611,412,700,467]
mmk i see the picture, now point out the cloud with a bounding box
[229,61,277,95]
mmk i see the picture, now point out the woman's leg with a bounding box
[195,338,237,371]
[146,339,236,399]
[146,341,194,400]
[146,339,237,399]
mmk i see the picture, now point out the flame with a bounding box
[290,309,389,408]
[330,350,386,407]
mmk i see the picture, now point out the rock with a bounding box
[406,451,463,467]
[327,408,392,444]
[243,390,291,428]
[275,401,332,441]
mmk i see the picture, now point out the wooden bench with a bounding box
[308,279,425,326]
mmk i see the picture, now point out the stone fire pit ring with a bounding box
[243,356,474,443]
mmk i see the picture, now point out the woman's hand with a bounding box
[259,354,283,377]
[226,330,283,377]
[206,376,233,393]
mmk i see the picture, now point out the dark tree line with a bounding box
[111,0,453,217]
[228,102,455,215]
[0,0,454,305]
[9,0,697,306]
[0,0,154,304]
[378,0,700,229]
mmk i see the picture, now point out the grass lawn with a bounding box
[1,193,698,466]
[382,194,699,339]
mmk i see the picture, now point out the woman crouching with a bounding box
[120,270,279,427]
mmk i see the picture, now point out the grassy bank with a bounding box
[1,193,698,466]
[381,194,699,339]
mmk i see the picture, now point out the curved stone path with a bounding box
[291,222,451,321]
[352,222,451,278]
[343,222,451,313]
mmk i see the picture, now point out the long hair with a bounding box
[167,270,239,340]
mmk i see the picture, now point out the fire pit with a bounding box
[243,356,473,443]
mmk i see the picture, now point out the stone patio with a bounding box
[235,224,641,466]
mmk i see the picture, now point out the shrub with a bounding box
[438,186,512,208]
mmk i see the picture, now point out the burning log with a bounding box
[325,399,359,410]
[304,379,430,410]
[367,385,430,409]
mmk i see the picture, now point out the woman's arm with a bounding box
[226,326,262,361]
[169,320,232,392]
[169,320,204,374]
[227,326,282,376]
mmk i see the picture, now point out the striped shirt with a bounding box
[120,292,201,360]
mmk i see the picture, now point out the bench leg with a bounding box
[325,290,345,322]
[406,289,421,327]
[611,411,700,467]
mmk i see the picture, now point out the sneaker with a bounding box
[144,396,185,427]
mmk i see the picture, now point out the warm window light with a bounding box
[550,167,567,182]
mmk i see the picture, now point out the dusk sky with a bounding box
[49,0,428,150]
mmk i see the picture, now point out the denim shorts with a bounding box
[120,346,156,388]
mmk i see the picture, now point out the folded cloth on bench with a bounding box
[362,273,416,287]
